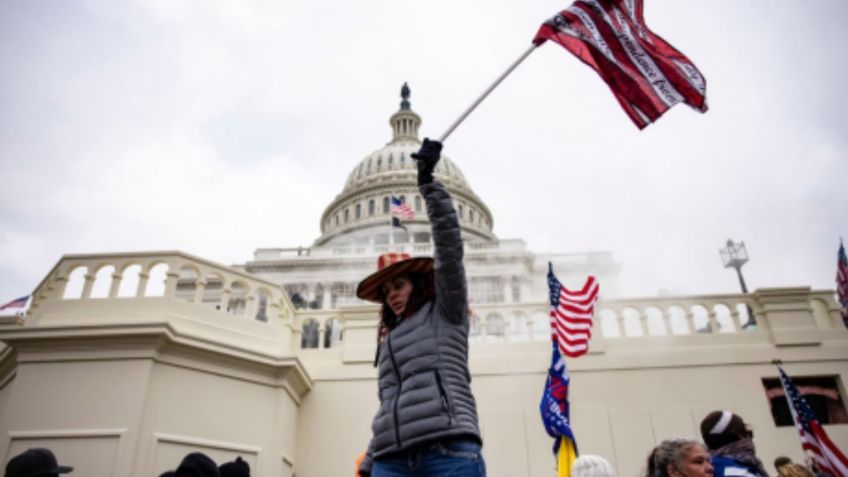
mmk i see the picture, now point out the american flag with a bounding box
[837,240,848,319]
[0,295,29,311]
[547,263,599,358]
[777,364,848,477]
[390,196,415,220]
[533,0,707,129]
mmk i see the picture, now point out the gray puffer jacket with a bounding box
[360,180,481,474]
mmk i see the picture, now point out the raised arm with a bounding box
[413,139,468,324]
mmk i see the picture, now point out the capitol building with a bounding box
[0,88,845,477]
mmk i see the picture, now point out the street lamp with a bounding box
[719,238,755,328]
[720,239,749,293]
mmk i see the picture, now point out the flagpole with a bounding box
[438,43,539,143]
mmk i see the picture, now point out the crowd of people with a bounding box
[566,410,831,477]
[2,448,249,477]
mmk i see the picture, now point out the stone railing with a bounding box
[27,251,295,323]
[291,288,847,360]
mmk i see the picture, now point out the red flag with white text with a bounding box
[533,0,707,129]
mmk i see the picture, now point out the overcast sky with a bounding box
[1,0,846,305]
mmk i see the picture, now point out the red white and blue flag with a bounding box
[777,364,848,477]
[837,239,848,319]
[0,295,29,311]
[548,264,600,358]
[540,264,599,476]
[390,196,415,220]
[533,0,707,129]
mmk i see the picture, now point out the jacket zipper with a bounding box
[386,333,402,447]
[434,369,454,424]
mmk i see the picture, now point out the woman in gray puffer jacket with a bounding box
[355,139,485,477]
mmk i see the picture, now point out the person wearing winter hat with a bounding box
[175,452,219,477]
[356,139,484,477]
[5,448,73,477]
[573,455,616,477]
[700,410,769,477]
[219,457,249,477]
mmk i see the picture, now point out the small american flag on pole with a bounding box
[390,196,415,220]
[837,239,848,320]
[777,364,848,477]
[548,263,599,358]
[533,0,707,129]
[0,295,29,311]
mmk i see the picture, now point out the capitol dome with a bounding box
[315,84,495,247]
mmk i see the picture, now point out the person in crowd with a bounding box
[175,452,219,477]
[4,448,73,477]
[647,438,714,477]
[775,457,793,477]
[573,454,616,477]
[700,410,769,477]
[219,457,249,477]
[356,139,484,477]
[806,459,835,477]
[777,463,815,477]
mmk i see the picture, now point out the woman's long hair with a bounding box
[373,272,435,366]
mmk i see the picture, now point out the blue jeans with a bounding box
[371,437,486,477]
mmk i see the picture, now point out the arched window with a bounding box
[377,158,382,169]
[323,319,343,348]
[414,195,422,212]
[145,263,169,297]
[90,265,115,299]
[400,153,406,165]
[469,209,475,224]
[458,204,464,219]
[355,203,361,219]
[368,199,375,216]
[63,266,88,299]
[366,159,372,173]
[344,209,349,223]
[301,319,320,349]
[334,214,339,226]
[388,155,393,167]
[383,197,390,214]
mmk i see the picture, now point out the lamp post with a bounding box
[719,239,755,328]
[720,239,749,293]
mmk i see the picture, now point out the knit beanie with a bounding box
[219,457,250,477]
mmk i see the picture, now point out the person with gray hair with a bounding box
[647,438,714,477]
[573,455,616,477]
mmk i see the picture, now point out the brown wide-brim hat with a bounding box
[356,253,434,303]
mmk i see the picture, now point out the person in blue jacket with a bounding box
[700,411,770,477]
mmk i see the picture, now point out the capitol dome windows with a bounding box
[355,204,361,219]
[377,157,382,170]
[414,195,422,212]
[383,197,390,214]
[458,204,464,219]
[400,152,406,165]
[368,199,375,216]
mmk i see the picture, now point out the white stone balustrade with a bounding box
[292,287,847,363]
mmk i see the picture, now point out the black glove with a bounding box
[412,138,442,185]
